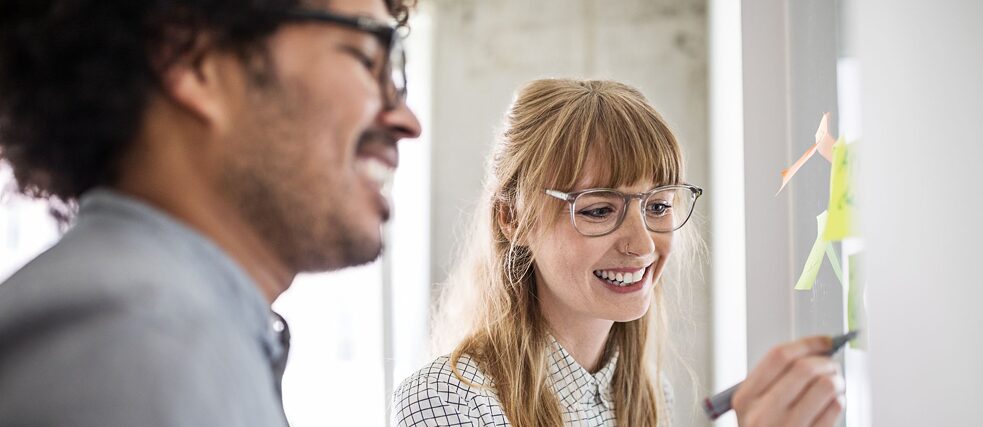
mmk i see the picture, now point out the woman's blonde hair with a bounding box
[433,78,700,426]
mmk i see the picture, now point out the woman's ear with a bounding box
[495,203,528,246]
[496,202,514,240]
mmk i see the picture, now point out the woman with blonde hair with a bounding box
[393,79,844,426]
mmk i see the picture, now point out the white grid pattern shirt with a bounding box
[392,339,626,426]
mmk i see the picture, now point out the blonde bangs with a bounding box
[514,80,684,199]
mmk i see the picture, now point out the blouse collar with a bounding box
[547,336,618,409]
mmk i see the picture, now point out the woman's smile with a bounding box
[592,262,655,293]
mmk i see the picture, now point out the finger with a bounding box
[811,394,845,427]
[764,356,838,409]
[738,336,833,403]
[788,372,844,427]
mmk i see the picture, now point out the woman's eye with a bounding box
[578,206,615,219]
[646,202,671,216]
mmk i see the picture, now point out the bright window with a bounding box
[0,163,60,282]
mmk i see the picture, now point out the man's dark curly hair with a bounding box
[0,0,416,210]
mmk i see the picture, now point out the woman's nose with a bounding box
[618,200,656,256]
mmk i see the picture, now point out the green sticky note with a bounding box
[825,243,843,285]
[795,210,829,290]
[847,253,866,349]
[824,138,855,240]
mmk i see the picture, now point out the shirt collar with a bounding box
[77,188,285,361]
[547,336,618,409]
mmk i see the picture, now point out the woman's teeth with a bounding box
[356,157,394,188]
[593,268,645,286]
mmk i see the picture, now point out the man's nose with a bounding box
[379,100,422,140]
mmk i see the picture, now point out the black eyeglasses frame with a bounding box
[276,9,407,108]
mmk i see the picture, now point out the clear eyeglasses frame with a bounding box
[544,184,703,237]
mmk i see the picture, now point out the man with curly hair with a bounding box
[0,0,420,424]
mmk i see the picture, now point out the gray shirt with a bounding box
[0,189,289,426]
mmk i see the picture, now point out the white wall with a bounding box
[857,0,983,425]
[427,0,711,424]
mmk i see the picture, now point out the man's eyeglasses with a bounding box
[545,184,703,237]
[277,9,407,109]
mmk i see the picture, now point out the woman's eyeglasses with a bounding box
[545,184,703,237]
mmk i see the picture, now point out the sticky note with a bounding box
[794,210,829,290]
[777,113,839,195]
[814,112,836,162]
[825,243,843,286]
[823,138,855,240]
[778,145,818,195]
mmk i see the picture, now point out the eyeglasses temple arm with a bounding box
[544,189,574,202]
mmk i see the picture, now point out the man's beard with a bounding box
[221,161,385,273]
[219,120,386,273]
[220,74,391,273]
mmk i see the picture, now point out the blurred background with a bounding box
[2,0,980,426]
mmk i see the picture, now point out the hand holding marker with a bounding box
[703,330,859,420]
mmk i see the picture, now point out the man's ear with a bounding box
[156,39,234,133]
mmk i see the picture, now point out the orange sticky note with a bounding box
[777,113,838,195]
[814,112,836,161]
[778,144,818,195]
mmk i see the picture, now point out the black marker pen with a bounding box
[703,330,859,420]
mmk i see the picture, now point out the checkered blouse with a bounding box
[391,339,672,426]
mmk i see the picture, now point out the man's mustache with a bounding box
[357,128,398,149]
